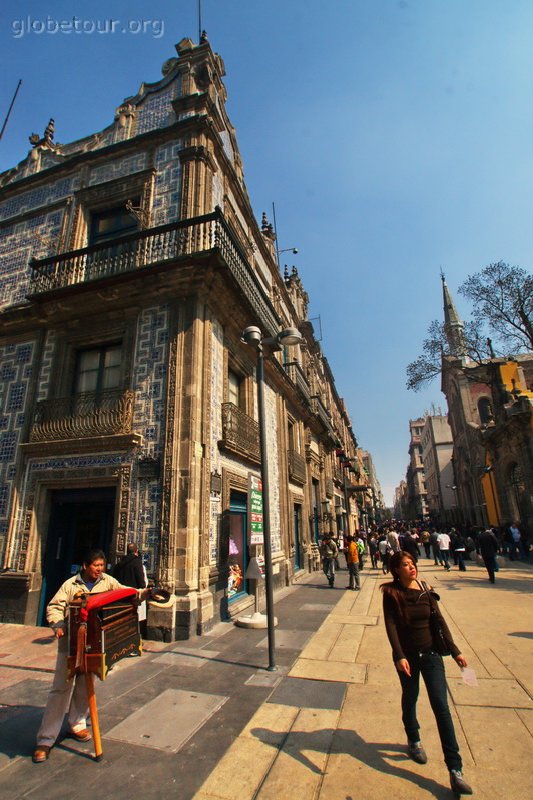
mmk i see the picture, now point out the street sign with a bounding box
[250,474,264,544]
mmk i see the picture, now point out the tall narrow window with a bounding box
[228,370,242,408]
[74,344,122,395]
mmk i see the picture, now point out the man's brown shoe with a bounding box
[32,746,50,763]
[68,728,92,742]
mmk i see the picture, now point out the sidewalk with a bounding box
[1,558,532,799]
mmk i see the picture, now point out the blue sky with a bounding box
[2,1,533,505]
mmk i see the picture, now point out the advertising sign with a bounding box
[250,474,264,545]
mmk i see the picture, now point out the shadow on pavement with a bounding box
[0,705,42,759]
[251,726,455,798]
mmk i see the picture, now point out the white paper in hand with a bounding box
[461,667,477,687]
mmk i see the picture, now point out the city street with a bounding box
[1,557,532,799]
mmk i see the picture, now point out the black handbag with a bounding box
[421,581,451,656]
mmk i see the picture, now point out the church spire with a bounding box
[441,271,466,357]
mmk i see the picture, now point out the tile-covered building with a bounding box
[0,36,367,638]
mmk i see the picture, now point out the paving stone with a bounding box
[447,676,533,708]
[105,688,229,752]
[298,603,336,612]
[255,629,311,650]
[152,649,220,668]
[267,677,346,710]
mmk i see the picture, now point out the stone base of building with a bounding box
[0,573,42,626]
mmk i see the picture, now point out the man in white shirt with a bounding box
[386,528,400,554]
[437,530,451,571]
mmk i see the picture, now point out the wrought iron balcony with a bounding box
[28,207,280,338]
[30,388,134,442]
[220,403,260,463]
[310,395,335,437]
[288,449,307,484]
[284,361,311,403]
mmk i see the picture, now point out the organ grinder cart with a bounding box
[67,587,141,761]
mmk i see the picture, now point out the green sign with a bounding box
[250,474,263,544]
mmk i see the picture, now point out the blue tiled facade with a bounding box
[0,340,36,553]
[130,305,170,573]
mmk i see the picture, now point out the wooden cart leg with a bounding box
[85,671,103,761]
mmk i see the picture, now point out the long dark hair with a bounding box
[380,550,417,622]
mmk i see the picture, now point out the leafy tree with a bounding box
[459,261,533,353]
[406,262,533,392]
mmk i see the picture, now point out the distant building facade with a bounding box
[420,412,455,522]
[405,418,429,519]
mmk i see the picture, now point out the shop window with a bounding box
[228,491,248,600]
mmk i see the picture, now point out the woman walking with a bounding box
[381,551,473,795]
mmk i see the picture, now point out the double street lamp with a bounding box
[241,325,303,671]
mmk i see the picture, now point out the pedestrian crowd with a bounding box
[320,518,529,587]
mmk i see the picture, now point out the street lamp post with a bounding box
[242,325,303,672]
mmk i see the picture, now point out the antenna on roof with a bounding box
[0,79,22,144]
[198,0,202,43]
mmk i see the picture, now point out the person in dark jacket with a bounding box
[477,528,500,584]
[403,530,420,560]
[113,543,146,589]
[381,551,472,796]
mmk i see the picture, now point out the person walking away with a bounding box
[320,533,338,587]
[378,535,390,574]
[369,534,379,569]
[381,551,473,795]
[430,529,442,566]
[356,533,366,570]
[508,521,525,560]
[33,549,150,764]
[345,535,361,590]
[478,528,500,583]
[114,542,148,635]
[437,529,451,571]
[403,530,420,561]
[387,527,400,555]
[420,528,431,559]
[452,530,467,571]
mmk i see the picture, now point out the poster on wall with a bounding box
[250,474,264,545]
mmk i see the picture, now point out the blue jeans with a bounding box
[398,651,462,771]
[440,550,451,569]
[456,551,466,571]
[323,557,335,584]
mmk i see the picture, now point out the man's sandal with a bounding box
[32,746,50,763]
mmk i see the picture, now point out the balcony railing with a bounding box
[284,361,311,402]
[288,449,307,484]
[310,395,335,436]
[30,388,135,442]
[28,207,280,338]
[220,403,260,463]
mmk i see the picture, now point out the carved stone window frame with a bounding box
[69,168,156,251]
[224,346,254,417]
[49,316,137,400]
